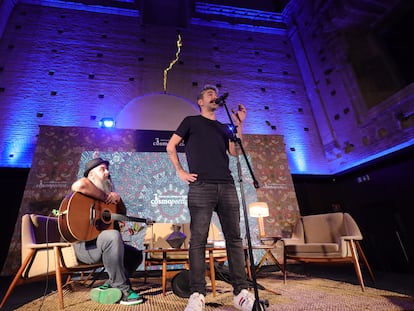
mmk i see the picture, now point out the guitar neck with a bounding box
[111,213,151,224]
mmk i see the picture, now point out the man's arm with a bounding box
[166,133,198,184]
[71,178,122,207]
[72,177,107,201]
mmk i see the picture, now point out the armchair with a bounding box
[282,212,375,291]
[0,214,103,309]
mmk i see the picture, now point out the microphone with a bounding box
[211,92,229,106]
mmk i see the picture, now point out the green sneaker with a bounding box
[90,284,122,304]
[97,283,111,290]
[120,289,144,306]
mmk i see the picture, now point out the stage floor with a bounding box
[1,265,413,310]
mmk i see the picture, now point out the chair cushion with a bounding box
[302,213,345,243]
[149,250,189,260]
[285,243,341,258]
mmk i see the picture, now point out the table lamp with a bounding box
[248,202,269,237]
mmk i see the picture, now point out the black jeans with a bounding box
[188,182,249,295]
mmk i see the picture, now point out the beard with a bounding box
[92,175,113,193]
[102,178,113,193]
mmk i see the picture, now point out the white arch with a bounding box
[116,92,199,130]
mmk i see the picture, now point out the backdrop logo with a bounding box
[133,130,185,152]
[152,137,169,147]
[152,137,184,147]
[151,185,187,219]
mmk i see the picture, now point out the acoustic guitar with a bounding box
[58,191,153,242]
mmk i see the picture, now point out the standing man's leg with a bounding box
[217,183,256,310]
[216,183,249,294]
[187,182,216,295]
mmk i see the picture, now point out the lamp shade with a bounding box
[248,202,269,218]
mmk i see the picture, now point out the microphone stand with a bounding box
[220,100,268,311]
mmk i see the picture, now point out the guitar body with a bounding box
[58,192,119,242]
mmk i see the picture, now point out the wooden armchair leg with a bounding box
[349,241,365,292]
[144,264,148,283]
[0,249,36,308]
[54,246,65,309]
[243,248,252,280]
[0,274,20,309]
[162,259,167,296]
[283,243,287,284]
[208,252,217,297]
[84,269,101,288]
[355,241,375,284]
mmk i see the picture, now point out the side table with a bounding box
[244,236,283,278]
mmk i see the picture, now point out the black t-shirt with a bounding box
[175,115,234,183]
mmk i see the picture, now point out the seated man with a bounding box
[71,157,144,306]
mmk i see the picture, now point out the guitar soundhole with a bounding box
[101,210,112,224]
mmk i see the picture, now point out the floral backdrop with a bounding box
[2,126,299,275]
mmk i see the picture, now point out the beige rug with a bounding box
[15,272,414,311]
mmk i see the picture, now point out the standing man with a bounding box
[166,85,255,311]
[71,157,144,306]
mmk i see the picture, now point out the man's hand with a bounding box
[177,170,198,185]
[232,104,246,126]
[105,192,121,204]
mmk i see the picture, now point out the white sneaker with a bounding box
[234,289,255,311]
[185,292,205,311]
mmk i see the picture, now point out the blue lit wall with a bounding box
[0,1,413,174]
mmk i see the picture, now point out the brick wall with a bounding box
[1,1,413,174]
[0,2,323,173]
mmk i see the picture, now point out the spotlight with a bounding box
[99,118,115,128]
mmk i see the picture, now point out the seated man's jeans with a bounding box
[188,182,249,296]
[74,230,142,292]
